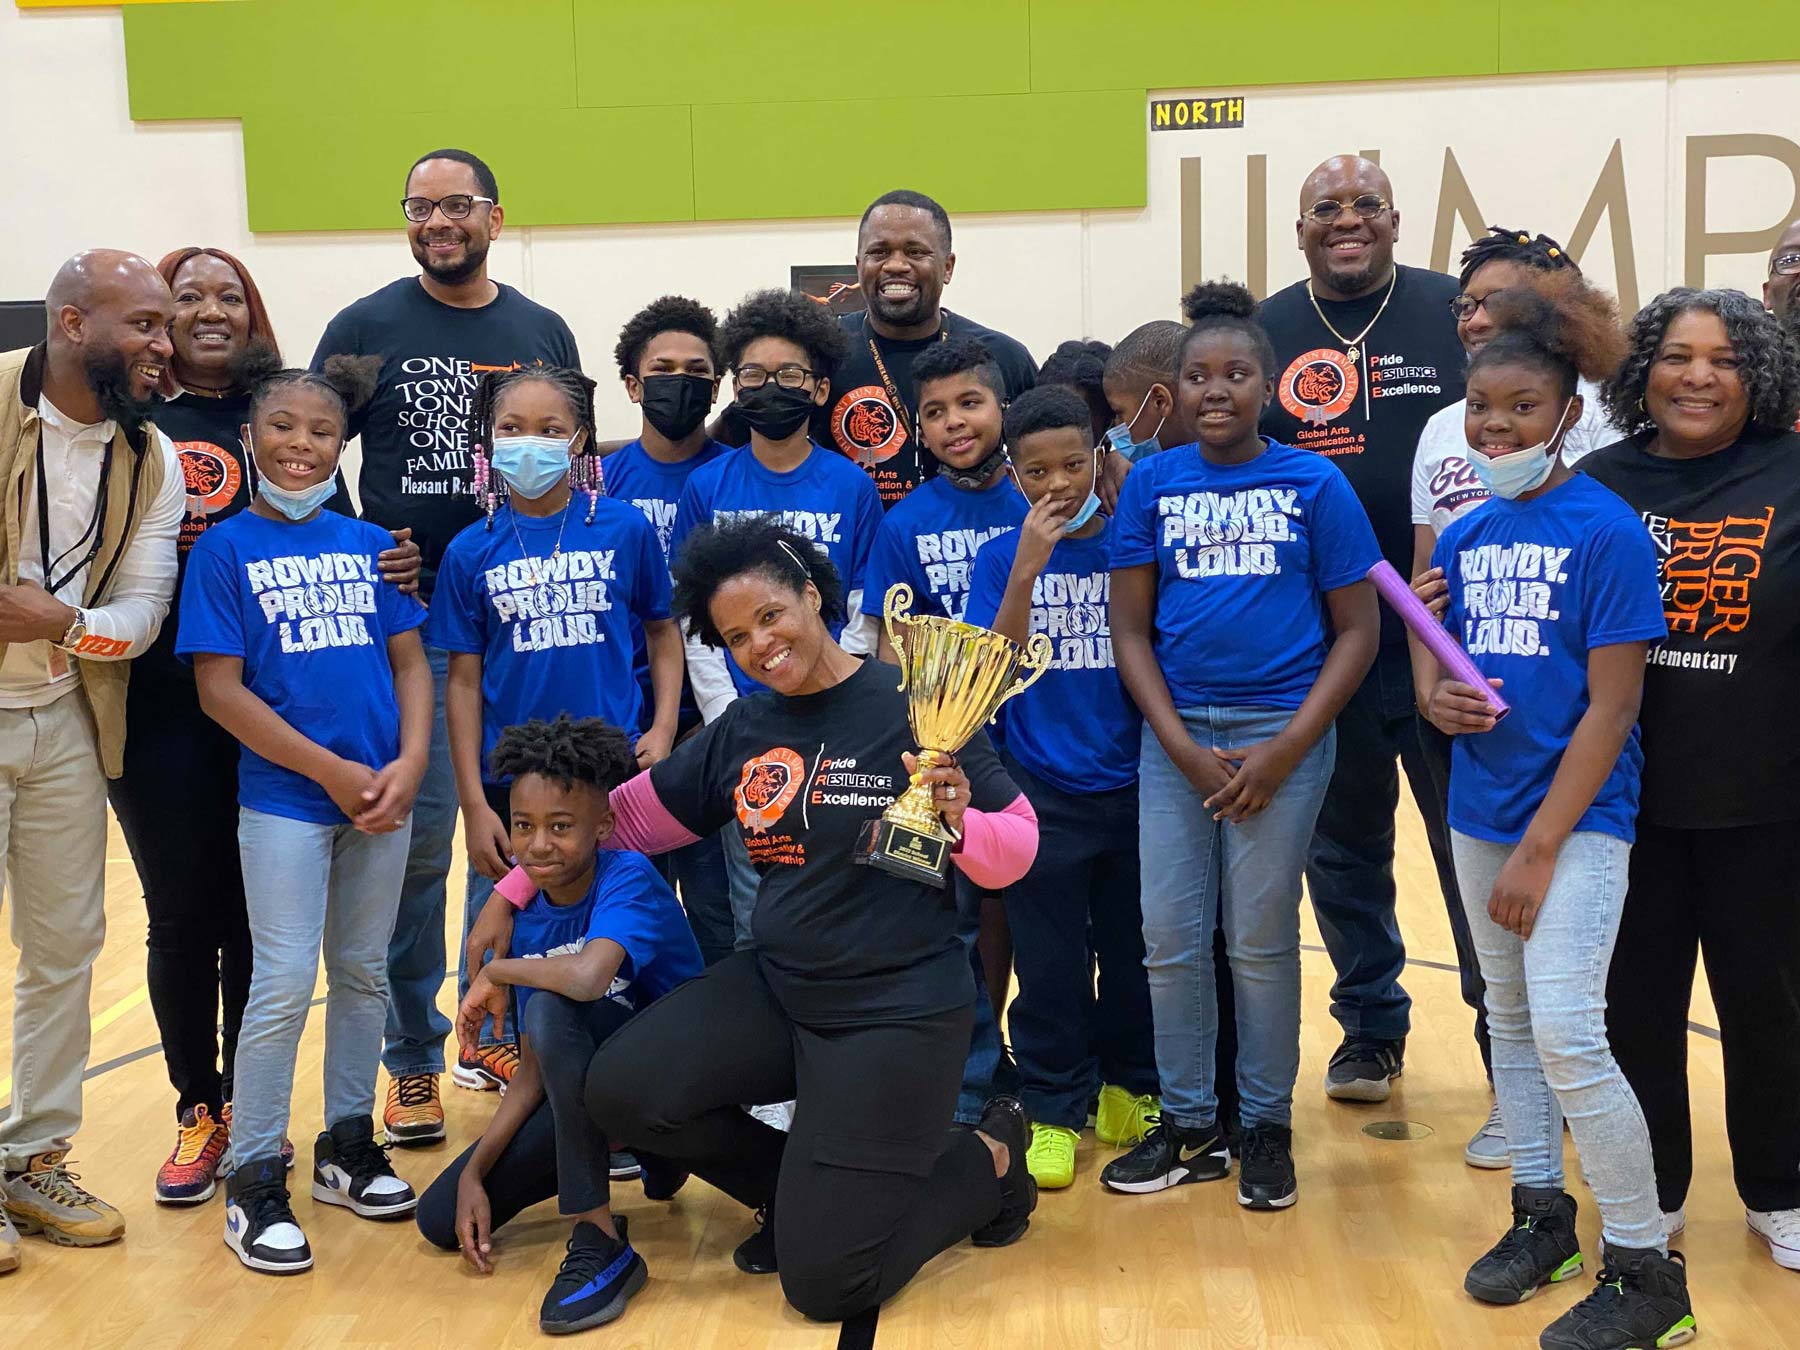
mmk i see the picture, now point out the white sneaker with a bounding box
[1664,1207,1686,1240]
[746,1101,795,1133]
[224,1159,312,1275]
[1748,1207,1800,1270]
[1463,1101,1508,1169]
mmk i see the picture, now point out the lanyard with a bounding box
[861,313,948,466]
[36,427,115,598]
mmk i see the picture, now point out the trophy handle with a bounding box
[883,582,915,693]
[990,632,1054,720]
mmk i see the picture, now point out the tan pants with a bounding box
[0,694,108,1169]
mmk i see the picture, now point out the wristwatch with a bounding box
[56,609,88,653]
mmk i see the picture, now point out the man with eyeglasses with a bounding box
[1255,155,1466,1109]
[311,147,580,1149]
[1764,221,1800,329]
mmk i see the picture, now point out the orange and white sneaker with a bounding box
[1,1152,125,1246]
[452,1042,520,1093]
[383,1073,446,1147]
[156,1104,230,1205]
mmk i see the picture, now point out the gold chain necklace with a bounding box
[1305,269,1397,364]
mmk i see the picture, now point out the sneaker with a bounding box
[382,1073,446,1147]
[608,1150,642,1181]
[733,1203,778,1275]
[1094,1085,1160,1148]
[540,1217,647,1335]
[746,1100,795,1132]
[312,1116,417,1219]
[155,1104,230,1205]
[970,1095,1037,1247]
[452,1042,520,1093]
[1100,1119,1230,1194]
[1664,1209,1686,1241]
[220,1104,294,1172]
[1538,1247,1696,1350]
[638,1153,689,1202]
[223,1155,311,1274]
[1465,1186,1584,1304]
[1747,1207,1800,1271]
[1465,1099,1509,1170]
[0,1152,125,1246]
[1323,1035,1405,1103]
[1236,1124,1298,1210]
[1024,1123,1078,1190]
[0,1206,18,1275]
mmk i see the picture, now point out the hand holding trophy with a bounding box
[854,583,1052,885]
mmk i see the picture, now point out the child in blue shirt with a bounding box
[963,384,1155,1190]
[1105,283,1381,1210]
[865,336,1026,647]
[419,716,701,1336]
[1413,279,1693,1345]
[177,350,432,1275]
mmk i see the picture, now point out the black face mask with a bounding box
[640,373,715,442]
[735,383,816,441]
[938,441,1008,489]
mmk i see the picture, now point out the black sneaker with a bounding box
[1324,1035,1405,1102]
[970,1095,1036,1247]
[1099,1118,1230,1194]
[1236,1124,1297,1210]
[733,1203,778,1275]
[1538,1246,1697,1350]
[223,1156,312,1274]
[1465,1186,1584,1304]
[311,1116,416,1219]
[608,1149,642,1181]
[638,1151,689,1202]
[540,1216,647,1335]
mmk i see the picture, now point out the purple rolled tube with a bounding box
[1367,560,1510,722]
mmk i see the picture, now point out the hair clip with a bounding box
[775,538,811,577]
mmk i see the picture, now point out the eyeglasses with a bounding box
[1771,252,1800,277]
[1449,293,1493,321]
[400,194,495,223]
[1306,194,1391,225]
[735,364,816,390]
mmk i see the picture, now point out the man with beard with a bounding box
[313,148,580,1148]
[1765,219,1800,331]
[1255,156,1466,1107]
[0,250,184,1264]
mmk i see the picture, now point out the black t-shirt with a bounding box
[1583,427,1800,828]
[311,277,580,601]
[722,310,1037,509]
[1257,265,1464,643]
[649,657,1020,1024]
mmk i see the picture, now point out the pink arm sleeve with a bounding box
[951,793,1039,890]
[495,769,702,909]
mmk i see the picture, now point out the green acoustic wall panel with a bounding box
[571,0,1030,108]
[689,91,1144,222]
[1498,0,1800,72]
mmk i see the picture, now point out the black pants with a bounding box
[1606,820,1800,1213]
[653,829,735,968]
[418,991,633,1246]
[106,677,252,1119]
[585,951,1002,1322]
[1001,756,1156,1128]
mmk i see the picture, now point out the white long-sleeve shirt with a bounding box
[0,396,184,709]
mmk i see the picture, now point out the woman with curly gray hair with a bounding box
[1584,286,1800,1275]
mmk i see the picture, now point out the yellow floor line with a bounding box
[0,983,150,1102]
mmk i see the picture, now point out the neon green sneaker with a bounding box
[1094,1085,1160,1147]
[1024,1123,1078,1190]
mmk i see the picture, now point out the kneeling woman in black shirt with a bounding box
[467,515,1041,1321]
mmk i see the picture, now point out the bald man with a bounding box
[1254,158,1473,1113]
[1765,219,1800,327]
[0,250,184,1266]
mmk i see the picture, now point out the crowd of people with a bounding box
[0,143,1796,1348]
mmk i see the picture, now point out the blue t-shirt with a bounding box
[863,474,1026,623]
[175,509,428,825]
[509,848,703,1022]
[964,518,1140,793]
[1433,473,1667,845]
[671,443,884,696]
[427,499,670,782]
[1110,439,1381,710]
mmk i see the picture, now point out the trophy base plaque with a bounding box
[854,817,952,887]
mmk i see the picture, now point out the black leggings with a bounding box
[107,677,252,1119]
[584,951,1002,1322]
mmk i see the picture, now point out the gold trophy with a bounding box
[854,583,1053,885]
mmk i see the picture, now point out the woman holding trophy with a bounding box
[463,514,1043,1323]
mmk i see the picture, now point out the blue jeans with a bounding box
[1138,706,1335,1130]
[383,645,458,1077]
[232,808,411,1166]
[1452,830,1664,1252]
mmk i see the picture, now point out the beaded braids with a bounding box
[1457,225,1579,288]
[468,366,604,527]
[488,713,637,797]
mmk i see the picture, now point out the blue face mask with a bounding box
[491,435,573,499]
[1104,388,1165,463]
[1466,398,1575,501]
[1061,446,1103,534]
[247,431,339,520]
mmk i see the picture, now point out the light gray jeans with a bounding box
[1451,829,1664,1251]
[231,807,410,1168]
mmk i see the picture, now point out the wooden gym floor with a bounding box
[1,796,1793,1348]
